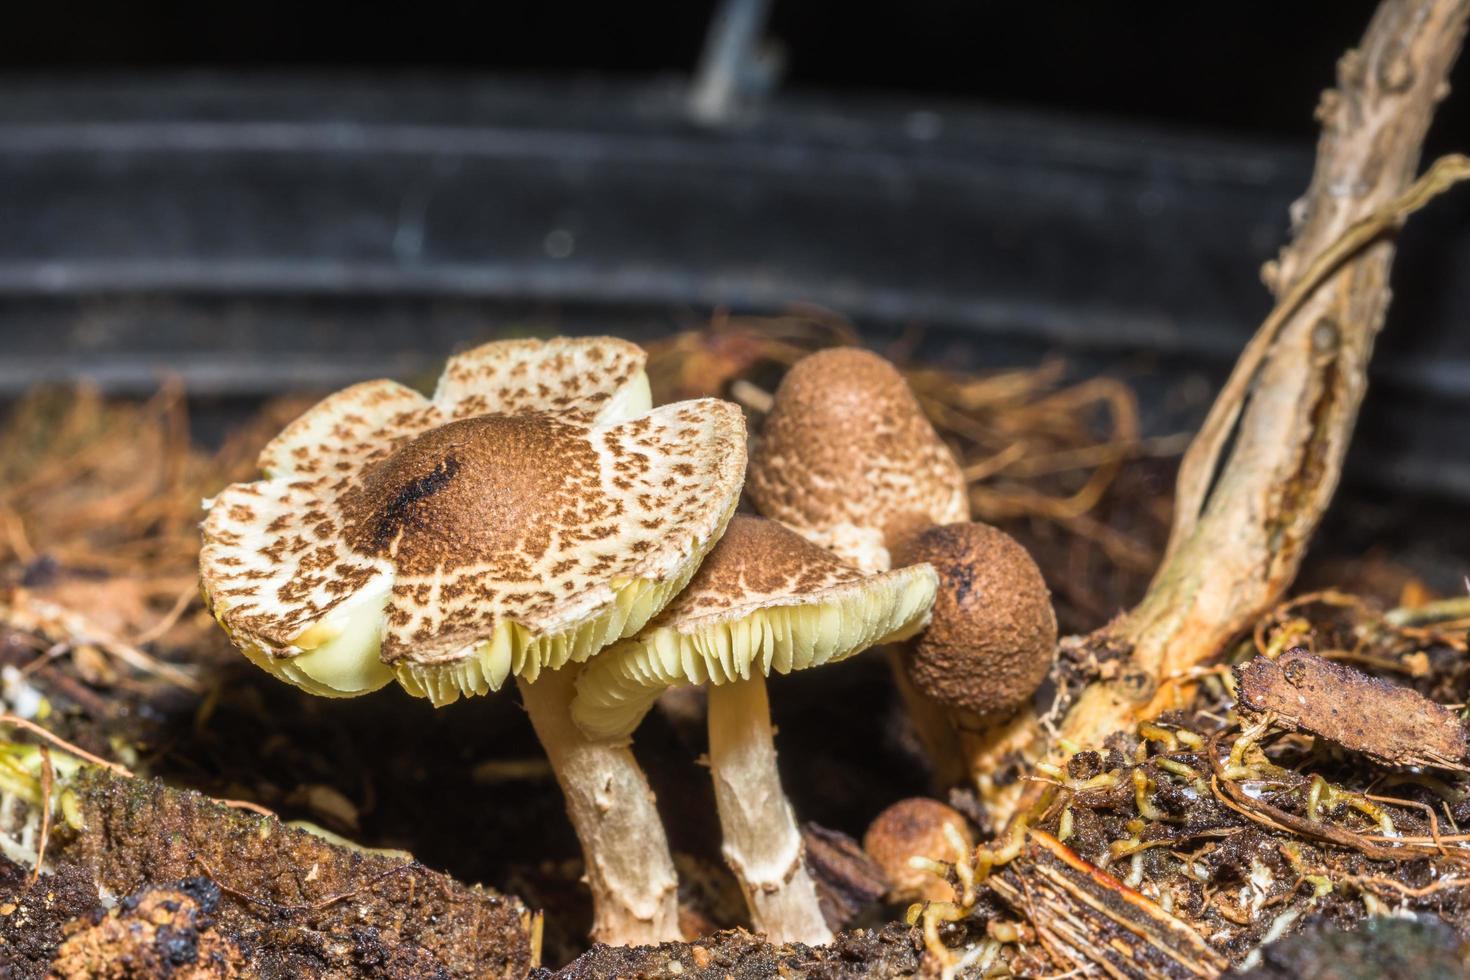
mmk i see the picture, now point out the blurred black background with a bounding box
[1,1,1451,138]
[0,0,1466,561]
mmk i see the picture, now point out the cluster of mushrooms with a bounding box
[198,337,1058,948]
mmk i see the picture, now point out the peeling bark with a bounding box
[987,831,1229,979]
[1236,647,1470,770]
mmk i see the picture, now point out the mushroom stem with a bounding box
[884,646,966,790]
[517,667,682,947]
[706,674,834,946]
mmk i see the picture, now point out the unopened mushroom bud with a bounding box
[747,347,967,573]
[891,523,1057,718]
[747,346,972,785]
[863,798,974,905]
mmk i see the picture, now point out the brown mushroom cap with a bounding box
[747,347,966,572]
[890,522,1057,717]
[862,798,974,904]
[570,515,937,738]
[200,336,746,705]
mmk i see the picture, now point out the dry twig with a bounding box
[26,745,53,888]
[1235,648,1470,771]
[0,713,131,776]
[969,0,1470,820]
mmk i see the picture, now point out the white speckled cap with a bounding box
[200,337,746,706]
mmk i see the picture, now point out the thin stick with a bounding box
[1364,792,1449,858]
[0,714,131,776]
[1346,874,1470,897]
[219,798,277,818]
[132,583,199,646]
[26,746,53,888]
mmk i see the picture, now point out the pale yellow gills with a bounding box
[747,347,967,572]
[571,515,937,739]
[199,336,746,705]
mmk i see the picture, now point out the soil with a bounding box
[541,925,924,980]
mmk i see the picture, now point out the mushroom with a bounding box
[571,515,938,944]
[746,346,967,573]
[745,346,973,781]
[890,522,1058,720]
[199,336,746,946]
[863,798,974,905]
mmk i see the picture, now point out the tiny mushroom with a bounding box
[199,336,746,946]
[571,515,938,944]
[863,798,975,905]
[890,522,1058,720]
[746,346,967,573]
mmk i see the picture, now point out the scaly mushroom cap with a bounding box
[890,522,1057,717]
[200,336,746,705]
[571,515,937,738]
[746,347,967,572]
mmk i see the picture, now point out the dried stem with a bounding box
[517,667,682,947]
[0,714,131,776]
[885,647,967,791]
[706,674,834,945]
[971,0,1470,812]
[26,746,53,888]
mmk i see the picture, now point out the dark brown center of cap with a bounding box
[338,413,598,577]
[692,515,863,596]
[660,515,870,625]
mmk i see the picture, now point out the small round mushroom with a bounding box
[862,798,974,905]
[199,336,746,946]
[890,522,1058,717]
[572,516,938,944]
[746,347,967,572]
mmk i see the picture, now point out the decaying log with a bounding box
[966,0,1470,819]
[987,831,1229,980]
[59,768,539,978]
[1236,648,1470,771]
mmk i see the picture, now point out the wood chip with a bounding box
[987,830,1228,978]
[1235,647,1470,771]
